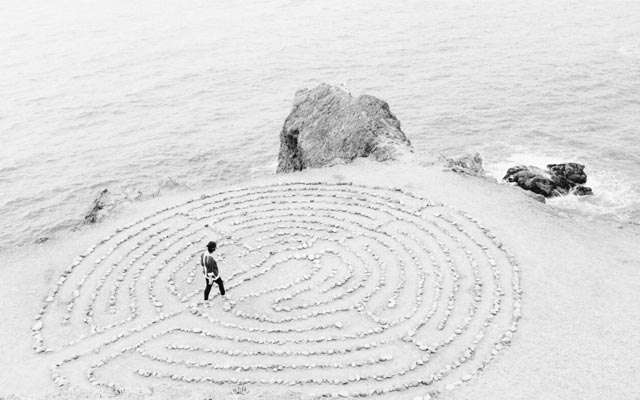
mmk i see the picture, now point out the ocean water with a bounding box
[1,0,639,250]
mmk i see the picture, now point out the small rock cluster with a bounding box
[445,153,485,177]
[503,162,593,198]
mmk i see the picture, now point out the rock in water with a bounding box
[503,165,557,197]
[84,189,112,224]
[445,153,485,176]
[276,84,413,173]
[573,185,593,196]
[503,163,593,198]
[547,163,587,185]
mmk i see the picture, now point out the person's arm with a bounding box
[211,259,219,279]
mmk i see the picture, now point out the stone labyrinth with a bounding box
[33,182,522,399]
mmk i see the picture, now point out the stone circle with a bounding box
[34,182,522,398]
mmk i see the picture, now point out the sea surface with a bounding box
[1,0,639,249]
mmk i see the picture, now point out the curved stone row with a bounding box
[34,182,522,399]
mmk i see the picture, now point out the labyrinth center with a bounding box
[34,182,522,398]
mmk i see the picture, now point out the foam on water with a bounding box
[486,152,640,222]
[547,169,640,221]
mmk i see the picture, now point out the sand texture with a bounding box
[1,160,639,400]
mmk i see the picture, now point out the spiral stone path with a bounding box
[32,182,522,399]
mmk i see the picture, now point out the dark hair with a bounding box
[206,241,217,252]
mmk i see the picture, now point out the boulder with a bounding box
[445,153,485,176]
[276,84,413,173]
[547,163,587,185]
[503,163,593,198]
[84,189,113,224]
[573,185,593,196]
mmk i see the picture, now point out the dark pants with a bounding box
[204,277,225,300]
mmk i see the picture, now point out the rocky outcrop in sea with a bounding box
[275,84,595,207]
[503,163,593,198]
[276,84,413,173]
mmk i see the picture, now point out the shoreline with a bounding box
[5,154,638,255]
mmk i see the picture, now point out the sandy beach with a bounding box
[1,159,638,400]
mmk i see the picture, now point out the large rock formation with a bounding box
[503,163,593,197]
[276,84,413,173]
